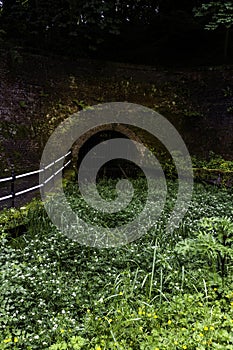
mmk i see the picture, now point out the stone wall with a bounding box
[1,48,233,178]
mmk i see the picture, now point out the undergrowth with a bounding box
[0,179,233,349]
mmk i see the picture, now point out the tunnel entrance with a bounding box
[76,129,142,180]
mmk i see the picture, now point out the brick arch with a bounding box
[72,123,144,168]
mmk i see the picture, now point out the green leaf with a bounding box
[19,100,27,108]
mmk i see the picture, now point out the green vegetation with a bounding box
[191,152,233,187]
[1,1,232,348]
[0,179,233,349]
[1,0,232,64]
[194,1,233,59]
[192,152,233,171]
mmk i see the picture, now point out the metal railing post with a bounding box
[11,170,15,207]
[41,164,45,197]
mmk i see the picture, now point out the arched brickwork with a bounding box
[72,123,144,169]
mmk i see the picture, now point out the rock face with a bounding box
[0,48,233,178]
[0,50,43,173]
[1,48,233,208]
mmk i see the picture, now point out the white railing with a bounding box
[0,151,71,207]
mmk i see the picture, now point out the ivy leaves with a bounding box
[194,1,233,30]
[193,1,233,59]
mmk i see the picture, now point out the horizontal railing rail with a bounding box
[0,151,72,208]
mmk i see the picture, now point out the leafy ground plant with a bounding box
[176,216,233,281]
[0,180,233,349]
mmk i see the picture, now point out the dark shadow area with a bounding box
[1,1,232,66]
[77,130,142,180]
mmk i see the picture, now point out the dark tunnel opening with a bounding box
[77,130,142,180]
